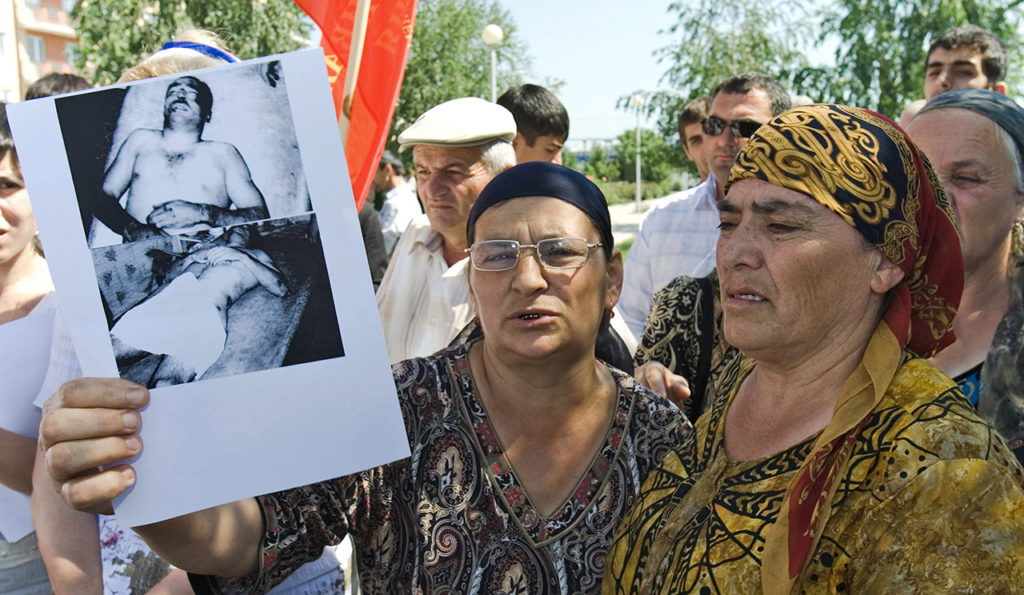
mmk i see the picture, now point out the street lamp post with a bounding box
[633,95,644,213]
[481,24,503,102]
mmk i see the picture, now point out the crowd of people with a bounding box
[0,18,1020,595]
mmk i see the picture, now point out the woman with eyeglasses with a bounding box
[38,162,689,594]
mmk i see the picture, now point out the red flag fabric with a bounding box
[294,0,417,209]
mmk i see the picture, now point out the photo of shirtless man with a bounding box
[96,76,269,242]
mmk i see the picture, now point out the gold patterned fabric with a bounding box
[604,350,1024,593]
[607,105,1024,594]
[726,105,964,592]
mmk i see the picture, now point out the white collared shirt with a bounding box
[619,174,720,338]
[376,215,473,364]
[379,182,422,256]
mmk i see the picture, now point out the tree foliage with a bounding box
[613,128,680,185]
[640,0,1024,139]
[387,0,531,152]
[73,0,312,85]
[582,144,617,182]
[625,0,822,140]
[820,0,1024,117]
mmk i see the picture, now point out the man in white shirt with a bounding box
[373,150,422,256]
[376,98,516,363]
[619,73,791,338]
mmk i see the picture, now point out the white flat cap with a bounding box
[398,97,516,151]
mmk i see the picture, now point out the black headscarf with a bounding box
[467,161,613,257]
[463,161,632,372]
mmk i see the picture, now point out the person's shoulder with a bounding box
[648,273,712,315]
[647,185,705,213]
[391,214,435,252]
[866,357,1024,478]
[400,213,432,236]
[124,128,161,147]
[391,344,469,414]
[389,183,419,203]
[198,139,245,158]
[610,366,686,422]
[610,366,694,465]
[641,178,716,225]
[658,274,704,297]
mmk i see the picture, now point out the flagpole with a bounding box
[338,0,373,144]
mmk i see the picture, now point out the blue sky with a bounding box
[497,0,672,140]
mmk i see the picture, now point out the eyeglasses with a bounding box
[701,115,763,139]
[466,237,602,272]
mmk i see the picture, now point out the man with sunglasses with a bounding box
[620,73,790,339]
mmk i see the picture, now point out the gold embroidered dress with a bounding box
[605,349,1024,593]
[606,105,1024,594]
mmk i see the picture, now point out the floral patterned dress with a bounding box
[191,340,689,594]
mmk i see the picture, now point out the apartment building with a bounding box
[0,0,78,102]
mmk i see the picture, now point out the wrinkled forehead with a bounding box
[411,143,485,168]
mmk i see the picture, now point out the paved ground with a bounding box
[608,198,659,247]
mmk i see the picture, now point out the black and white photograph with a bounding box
[55,60,311,247]
[8,50,409,526]
[95,213,343,388]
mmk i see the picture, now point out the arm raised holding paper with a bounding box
[40,377,264,577]
[42,163,690,594]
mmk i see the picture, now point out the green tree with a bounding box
[613,128,677,184]
[820,0,1024,118]
[624,0,823,143]
[73,0,312,85]
[387,0,531,152]
[583,144,617,182]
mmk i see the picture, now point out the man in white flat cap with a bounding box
[376,97,516,363]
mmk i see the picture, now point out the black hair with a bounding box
[378,150,405,177]
[677,96,711,145]
[928,24,1008,84]
[0,102,14,160]
[163,76,214,129]
[25,73,91,100]
[712,72,791,117]
[496,84,569,145]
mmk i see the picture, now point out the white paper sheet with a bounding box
[0,484,34,543]
[8,49,410,527]
[0,309,53,438]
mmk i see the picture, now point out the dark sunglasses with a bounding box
[701,115,763,138]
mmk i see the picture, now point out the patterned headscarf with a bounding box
[725,104,964,594]
[728,104,962,358]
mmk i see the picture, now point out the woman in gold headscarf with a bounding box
[604,104,1024,593]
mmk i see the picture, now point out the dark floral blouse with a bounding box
[191,340,689,594]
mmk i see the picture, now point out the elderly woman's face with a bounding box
[908,109,1024,272]
[716,179,902,364]
[468,196,622,363]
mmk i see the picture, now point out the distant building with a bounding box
[0,0,79,101]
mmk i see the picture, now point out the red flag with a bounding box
[294,0,417,209]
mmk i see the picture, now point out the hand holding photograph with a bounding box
[8,49,409,527]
